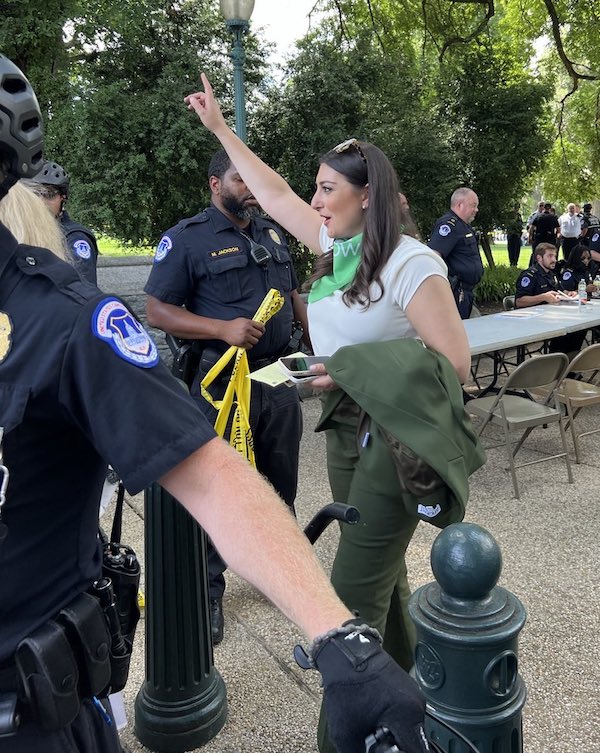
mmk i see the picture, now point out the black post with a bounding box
[134,483,228,752]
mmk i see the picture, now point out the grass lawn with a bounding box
[97,235,154,256]
[96,235,526,267]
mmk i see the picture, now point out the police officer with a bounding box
[27,160,100,284]
[560,244,594,293]
[580,204,600,276]
[515,242,586,356]
[145,149,307,645]
[0,56,429,753]
[428,187,483,319]
[529,202,559,253]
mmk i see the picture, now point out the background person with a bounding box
[27,159,100,284]
[505,203,523,266]
[557,202,583,259]
[528,202,559,262]
[427,187,483,319]
[185,72,471,753]
[145,148,307,645]
[0,55,428,753]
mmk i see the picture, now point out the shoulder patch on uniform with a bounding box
[154,235,173,263]
[438,224,452,237]
[92,297,159,368]
[593,233,599,243]
[520,275,531,288]
[73,239,92,260]
[562,270,572,281]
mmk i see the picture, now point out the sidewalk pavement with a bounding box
[111,386,599,753]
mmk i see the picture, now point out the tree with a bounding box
[3,0,269,245]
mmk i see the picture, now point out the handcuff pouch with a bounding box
[14,620,80,731]
[58,593,112,698]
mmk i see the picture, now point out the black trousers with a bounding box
[191,374,302,599]
[0,697,123,753]
[507,233,522,266]
[561,236,579,259]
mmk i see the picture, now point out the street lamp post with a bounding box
[220,0,255,143]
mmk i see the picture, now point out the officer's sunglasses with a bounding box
[333,138,367,165]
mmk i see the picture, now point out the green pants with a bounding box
[317,402,419,753]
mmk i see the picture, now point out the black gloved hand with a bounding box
[311,622,430,753]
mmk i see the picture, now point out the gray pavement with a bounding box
[99,259,600,753]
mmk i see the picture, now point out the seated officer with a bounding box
[560,244,594,294]
[515,242,586,358]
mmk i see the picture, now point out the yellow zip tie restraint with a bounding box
[200,288,284,466]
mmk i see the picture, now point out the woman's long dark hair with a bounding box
[566,243,591,274]
[306,141,415,307]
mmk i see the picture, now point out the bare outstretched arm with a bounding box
[185,73,323,254]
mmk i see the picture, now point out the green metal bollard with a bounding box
[134,483,228,752]
[409,522,527,753]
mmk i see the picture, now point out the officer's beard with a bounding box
[221,194,260,221]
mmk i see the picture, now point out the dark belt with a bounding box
[249,355,279,371]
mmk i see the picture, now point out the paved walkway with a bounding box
[99,259,599,753]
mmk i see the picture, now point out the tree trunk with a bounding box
[480,231,495,268]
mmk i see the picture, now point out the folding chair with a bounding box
[534,344,600,463]
[468,353,573,499]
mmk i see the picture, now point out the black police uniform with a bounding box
[144,205,302,602]
[531,212,559,251]
[560,266,592,292]
[515,262,586,355]
[0,221,215,751]
[61,210,100,286]
[581,212,600,275]
[427,210,483,319]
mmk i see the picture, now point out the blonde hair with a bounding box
[0,181,69,260]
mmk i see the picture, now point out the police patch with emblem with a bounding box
[0,311,12,364]
[438,224,451,237]
[593,233,599,243]
[563,271,572,281]
[73,240,92,260]
[520,276,531,288]
[155,235,173,263]
[92,297,159,368]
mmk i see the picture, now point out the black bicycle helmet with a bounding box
[30,159,70,195]
[0,55,44,180]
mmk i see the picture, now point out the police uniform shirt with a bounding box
[582,213,600,250]
[427,210,484,287]
[561,267,592,292]
[0,222,216,661]
[144,205,298,361]
[531,212,559,244]
[515,263,559,300]
[61,210,99,286]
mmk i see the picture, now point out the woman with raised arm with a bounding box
[186,74,473,753]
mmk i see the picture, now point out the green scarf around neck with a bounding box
[308,233,363,304]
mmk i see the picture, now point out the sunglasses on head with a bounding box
[333,138,367,165]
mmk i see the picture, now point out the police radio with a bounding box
[99,481,140,652]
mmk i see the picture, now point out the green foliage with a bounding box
[474,264,521,304]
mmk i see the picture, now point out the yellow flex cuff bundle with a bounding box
[200,288,284,466]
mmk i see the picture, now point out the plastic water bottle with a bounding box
[593,275,600,298]
[578,277,587,306]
